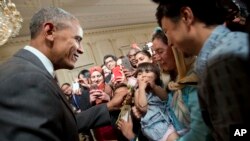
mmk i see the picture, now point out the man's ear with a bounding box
[180,6,194,26]
[44,22,55,41]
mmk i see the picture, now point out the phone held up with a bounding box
[112,66,123,81]
[121,56,134,71]
[72,82,80,93]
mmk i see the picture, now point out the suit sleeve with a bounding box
[76,103,111,132]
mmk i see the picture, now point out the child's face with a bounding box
[137,71,156,83]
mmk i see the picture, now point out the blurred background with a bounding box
[0,0,158,85]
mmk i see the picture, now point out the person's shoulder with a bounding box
[224,31,248,47]
[209,32,249,65]
[0,58,50,84]
[204,38,250,91]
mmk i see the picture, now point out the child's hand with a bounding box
[137,76,148,89]
[147,79,156,89]
[143,73,156,89]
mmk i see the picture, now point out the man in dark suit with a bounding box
[0,7,126,141]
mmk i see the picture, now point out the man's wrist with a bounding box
[128,133,137,141]
[106,101,114,111]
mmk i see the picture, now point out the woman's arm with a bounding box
[152,85,168,100]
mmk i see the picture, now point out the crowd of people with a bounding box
[0,0,249,141]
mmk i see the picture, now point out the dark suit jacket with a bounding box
[75,87,92,111]
[0,49,111,141]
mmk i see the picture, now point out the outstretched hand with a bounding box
[107,89,127,111]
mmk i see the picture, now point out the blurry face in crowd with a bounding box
[61,84,72,96]
[104,57,116,70]
[135,53,152,67]
[51,20,84,70]
[152,38,176,72]
[127,49,139,67]
[78,74,90,85]
[90,71,104,86]
[102,65,111,77]
[116,58,122,66]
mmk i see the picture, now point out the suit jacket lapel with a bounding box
[14,49,76,121]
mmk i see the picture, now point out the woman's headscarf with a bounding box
[89,66,104,76]
[169,47,198,129]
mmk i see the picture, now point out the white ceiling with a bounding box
[12,0,158,37]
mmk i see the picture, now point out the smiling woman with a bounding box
[152,1,250,141]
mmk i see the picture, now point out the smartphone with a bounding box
[90,84,98,90]
[112,66,123,80]
[121,57,133,71]
[72,82,80,93]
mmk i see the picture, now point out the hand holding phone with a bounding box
[112,66,123,81]
[121,57,133,71]
[90,84,98,90]
[72,82,80,94]
[89,88,103,104]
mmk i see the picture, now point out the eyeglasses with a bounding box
[105,59,115,65]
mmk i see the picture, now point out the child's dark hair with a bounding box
[135,62,162,86]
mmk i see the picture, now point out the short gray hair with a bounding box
[29,7,77,39]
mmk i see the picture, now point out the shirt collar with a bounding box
[195,25,230,77]
[24,45,55,77]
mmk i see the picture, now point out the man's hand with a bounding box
[107,89,127,111]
